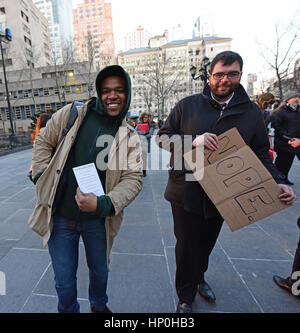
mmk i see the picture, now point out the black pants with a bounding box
[275,151,295,178]
[171,203,224,304]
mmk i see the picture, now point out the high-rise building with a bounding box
[0,0,51,71]
[192,17,201,38]
[73,0,115,68]
[124,25,150,51]
[33,0,73,65]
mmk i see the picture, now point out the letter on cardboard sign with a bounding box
[234,187,274,216]
[223,168,262,189]
[216,156,244,176]
[205,136,239,165]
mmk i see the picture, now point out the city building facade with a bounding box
[0,61,97,134]
[0,0,51,71]
[118,32,232,120]
[33,0,73,65]
[124,25,150,51]
[73,0,115,69]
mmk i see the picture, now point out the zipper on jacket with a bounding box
[213,108,226,130]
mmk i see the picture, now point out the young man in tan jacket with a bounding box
[28,65,143,313]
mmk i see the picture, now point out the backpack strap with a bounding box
[53,101,83,155]
[61,101,82,137]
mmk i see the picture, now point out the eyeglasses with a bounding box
[211,71,241,80]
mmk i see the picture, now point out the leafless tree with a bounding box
[50,38,75,105]
[135,85,155,114]
[75,32,104,98]
[258,19,300,99]
[137,50,186,120]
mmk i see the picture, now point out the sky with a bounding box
[72,0,300,87]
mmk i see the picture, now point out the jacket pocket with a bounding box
[27,203,50,237]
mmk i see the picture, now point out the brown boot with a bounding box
[273,249,300,296]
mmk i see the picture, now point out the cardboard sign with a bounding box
[183,128,287,231]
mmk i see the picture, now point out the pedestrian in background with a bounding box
[28,113,52,181]
[273,217,300,297]
[270,91,300,185]
[256,93,276,160]
[256,92,275,128]
[136,111,155,177]
[156,51,296,313]
[27,65,143,313]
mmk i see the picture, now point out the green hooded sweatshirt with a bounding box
[55,65,132,221]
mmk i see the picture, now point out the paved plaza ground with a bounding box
[0,147,299,314]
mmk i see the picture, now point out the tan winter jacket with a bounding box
[27,102,143,258]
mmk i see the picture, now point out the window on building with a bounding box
[5,109,10,120]
[75,85,83,93]
[43,88,49,96]
[21,10,29,23]
[24,90,31,98]
[0,58,12,66]
[22,23,31,35]
[24,36,32,46]
[27,60,34,68]
[42,73,52,79]
[15,107,22,119]
[25,105,31,118]
[0,7,6,14]
[1,108,6,120]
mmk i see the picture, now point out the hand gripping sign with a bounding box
[184,128,288,231]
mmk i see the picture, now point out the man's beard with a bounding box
[214,90,234,100]
[211,82,238,100]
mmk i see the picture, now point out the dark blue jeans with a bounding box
[48,215,108,313]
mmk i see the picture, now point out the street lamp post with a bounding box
[190,56,211,83]
[0,28,14,146]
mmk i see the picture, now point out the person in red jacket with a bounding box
[136,112,155,177]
